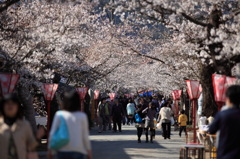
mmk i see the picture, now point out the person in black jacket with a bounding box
[135,104,145,143]
[208,85,240,159]
[112,99,124,132]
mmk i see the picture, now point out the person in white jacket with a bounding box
[126,99,136,125]
[49,91,92,159]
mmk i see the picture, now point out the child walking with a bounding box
[178,110,188,137]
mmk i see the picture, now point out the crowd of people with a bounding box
[96,95,182,143]
[1,85,240,159]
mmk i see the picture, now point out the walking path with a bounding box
[91,125,185,159]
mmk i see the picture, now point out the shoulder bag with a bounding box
[49,113,70,150]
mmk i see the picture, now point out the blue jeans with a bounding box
[57,152,86,159]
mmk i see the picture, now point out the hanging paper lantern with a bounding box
[94,90,100,100]
[172,90,182,100]
[0,73,20,96]
[212,74,237,103]
[186,80,201,100]
[43,84,58,101]
[109,93,116,100]
[76,87,89,100]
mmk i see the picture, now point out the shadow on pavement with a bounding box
[91,140,167,159]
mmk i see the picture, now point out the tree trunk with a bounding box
[18,84,37,134]
[199,64,218,117]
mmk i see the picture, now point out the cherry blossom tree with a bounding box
[105,0,240,115]
[2,0,238,121]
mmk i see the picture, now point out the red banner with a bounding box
[94,90,100,100]
[76,87,88,100]
[43,84,58,101]
[0,74,20,96]
[172,90,182,100]
[109,93,116,100]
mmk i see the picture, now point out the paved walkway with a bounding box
[91,125,185,159]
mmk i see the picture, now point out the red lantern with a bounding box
[94,90,100,100]
[109,93,116,100]
[43,84,58,101]
[186,80,201,100]
[0,73,20,96]
[42,83,58,134]
[172,90,182,100]
[76,87,88,112]
[76,87,88,100]
[212,74,237,110]
[172,90,182,117]
[212,74,226,103]
[186,80,201,143]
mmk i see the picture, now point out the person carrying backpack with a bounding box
[97,98,110,133]
[126,99,136,125]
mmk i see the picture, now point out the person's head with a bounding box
[114,98,119,104]
[148,102,152,108]
[106,98,111,103]
[128,99,133,103]
[162,102,168,108]
[181,110,185,114]
[63,91,81,112]
[136,104,142,109]
[101,98,107,103]
[0,93,22,119]
[149,102,156,109]
[225,85,240,108]
[139,97,144,103]
[167,98,172,104]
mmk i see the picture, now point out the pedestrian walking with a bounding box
[152,95,160,111]
[135,104,145,143]
[121,97,128,125]
[112,99,124,132]
[126,99,136,125]
[106,99,113,131]
[178,110,188,137]
[209,85,240,159]
[48,91,92,159]
[143,102,157,143]
[0,93,43,159]
[158,102,173,139]
[97,98,110,133]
